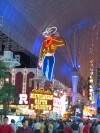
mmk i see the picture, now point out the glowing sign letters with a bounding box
[19,94,28,104]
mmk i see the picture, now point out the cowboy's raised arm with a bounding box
[53,36,66,46]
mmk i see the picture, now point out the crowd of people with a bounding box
[0,116,100,133]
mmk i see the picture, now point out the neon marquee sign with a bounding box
[29,88,53,111]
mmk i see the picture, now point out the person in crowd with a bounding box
[0,120,2,126]
[89,122,95,133]
[71,120,79,133]
[45,121,49,133]
[48,121,53,133]
[53,120,60,133]
[80,121,85,133]
[10,119,16,133]
[64,122,71,133]
[32,120,37,133]
[0,120,2,129]
[96,121,100,133]
[0,116,14,133]
[79,120,84,133]
[34,119,41,133]
[68,120,72,127]
[16,118,32,133]
[83,121,90,133]
[29,118,33,129]
[40,120,46,133]
[57,121,64,133]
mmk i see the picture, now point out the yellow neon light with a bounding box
[30,93,53,100]
[31,104,52,110]
[31,88,52,95]
[30,88,53,111]
[0,104,29,109]
[34,99,47,105]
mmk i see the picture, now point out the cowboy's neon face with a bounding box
[46,36,52,39]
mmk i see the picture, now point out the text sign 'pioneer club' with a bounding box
[29,88,53,111]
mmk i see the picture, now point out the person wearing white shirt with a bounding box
[79,121,84,133]
[96,121,100,133]
[34,120,41,133]
[10,119,16,133]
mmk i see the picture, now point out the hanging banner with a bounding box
[29,88,53,111]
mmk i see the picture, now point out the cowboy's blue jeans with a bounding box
[42,56,55,81]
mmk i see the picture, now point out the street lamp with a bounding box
[0,51,20,69]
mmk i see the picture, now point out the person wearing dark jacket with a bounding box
[71,121,79,133]
[89,122,95,133]
[17,118,32,133]
[57,121,64,133]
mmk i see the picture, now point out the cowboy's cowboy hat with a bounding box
[42,27,57,37]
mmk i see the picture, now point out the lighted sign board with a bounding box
[83,105,96,117]
[29,88,53,111]
[19,94,28,104]
[0,104,29,109]
[53,97,62,113]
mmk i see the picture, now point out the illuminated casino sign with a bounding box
[19,94,28,104]
[53,97,62,113]
[29,88,53,111]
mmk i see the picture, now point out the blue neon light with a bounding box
[65,19,93,37]
[77,19,93,29]
[78,65,80,68]
[72,74,79,104]
[42,55,55,81]
[72,75,78,78]
[42,56,46,76]
[97,95,100,108]
[48,57,55,81]
[0,1,18,23]
[32,38,42,56]
[60,63,71,75]
[0,0,28,36]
